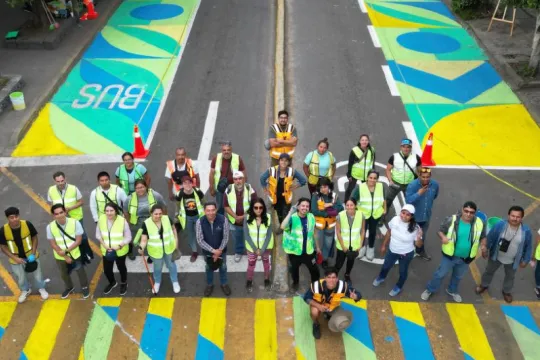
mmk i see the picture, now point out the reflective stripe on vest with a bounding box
[269,123,296,159]
[391,152,417,185]
[226,184,252,224]
[3,221,38,264]
[335,210,363,251]
[144,217,176,259]
[128,190,157,225]
[48,184,83,220]
[118,164,144,194]
[98,215,128,257]
[442,215,483,259]
[351,146,375,181]
[308,151,335,185]
[312,279,347,311]
[50,218,81,261]
[246,219,275,253]
[358,182,384,219]
[167,158,197,193]
[177,189,204,229]
[95,185,119,217]
[283,213,315,255]
[268,166,294,205]
[213,153,240,190]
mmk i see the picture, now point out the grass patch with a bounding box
[510,61,537,79]
[0,77,8,91]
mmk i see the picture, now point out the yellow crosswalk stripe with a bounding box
[255,299,278,359]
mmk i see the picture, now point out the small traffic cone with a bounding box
[133,125,150,159]
[80,0,98,20]
[421,133,436,167]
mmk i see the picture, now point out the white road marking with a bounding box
[402,122,422,155]
[358,0,367,13]
[0,154,132,167]
[367,25,380,48]
[382,65,400,96]
[194,101,219,194]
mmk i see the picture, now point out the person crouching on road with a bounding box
[176,174,205,263]
[311,178,343,268]
[304,267,361,340]
[281,198,321,293]
[47,204,90,299]
[138,204,181,294]
[0,207,48,303]
[476,205,533,303]
[96,203,131,296]
[373,204,422,297]
[335,198,365,283]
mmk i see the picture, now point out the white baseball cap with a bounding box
[233,171,244,179]
[402,204,415,214]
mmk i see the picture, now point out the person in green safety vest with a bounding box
[345,134,375,201]
[176,174,204,263]
[335,198,365,283]
[115,152,151,195]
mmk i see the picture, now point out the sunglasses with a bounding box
[253,206,263,210]
[420,168,431,173]
[463,209,476,215]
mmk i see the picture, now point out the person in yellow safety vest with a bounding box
[266,110,298,165]
[165,147,200,201]
[90,171,128,223]
[138,204,180,294]
[175,175,204,263]
[534,228,540,299]
[244,198,274,292]
[351,170,387,261]
[123,180,166,261]
[304,268,361,339]
[310,178,343,268]
[47,203,90,299]
[421,201,487,303]
[385,138,421,214]
[335,198,365,283]
[0,207,48,303]
[224,171,257,263]
[303,138,336,195]
[281,197,321,293]
[209,141,247,215]
[96,203,132,296]
[260,153,307,224]
[115,152,151,195]
[345,134,375,201]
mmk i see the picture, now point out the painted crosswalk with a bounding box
[0,297,539,359]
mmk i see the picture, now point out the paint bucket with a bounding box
[487,217,502,232]
[9,91,26,111]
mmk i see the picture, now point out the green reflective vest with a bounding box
[391,152,418,185]
[213,153,240,190]
[246,219,274,253]
[284,213,315,255]
[98,215,129,257]
[50,218,81,261]
[48,184,83,220]
[144,216,176,259]
[225,184,252,224]
[351,146,374,181]
[95,185,119,217]
[117,164,144,194]
[442,215,483,260]
[535,242,540,260]
[336,210,364,251]
[358,182,384,219]
[177,189,204,229]
[127,190,157,225]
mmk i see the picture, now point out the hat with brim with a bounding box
[328,308,353,332]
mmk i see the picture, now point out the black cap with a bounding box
[172,170,189,185]
[279,153,291,161]
[5,207,19,217]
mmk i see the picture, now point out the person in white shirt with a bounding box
[372,204,422,297]
[89,171,128,223]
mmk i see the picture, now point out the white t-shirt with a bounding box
[164,161,199,178]
[388,216,418,254]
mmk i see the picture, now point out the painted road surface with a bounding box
[1,297,540,359]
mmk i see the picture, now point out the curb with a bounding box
[12,0,124,148]
[0,75,25,115]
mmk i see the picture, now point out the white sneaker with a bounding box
[234,254,242,262]
[38,288,49,300]
[366,247,375,261]
[446,289,462,303]
[18,289,31,303]
[421,290,432,301]
[358,246,366,258]
[173,282,181,294]
[153,283,161,294]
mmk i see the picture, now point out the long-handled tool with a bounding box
[142,255,157,296]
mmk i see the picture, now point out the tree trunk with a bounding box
[30,1,52,29]
[529,11,540,71]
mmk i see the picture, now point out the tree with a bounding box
[503,0,540,71]
[6,0,52,30]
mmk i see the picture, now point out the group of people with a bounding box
[1,110,539,340]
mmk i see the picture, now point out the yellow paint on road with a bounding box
[0,301,17,331]
[199,298,227,351]
[390,301,425,327]
[255,299,278,360]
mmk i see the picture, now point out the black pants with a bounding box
[344,180,358,201]
[335,249,359,276]
[103,255,127,284]
[365,216,381,247]
[288,253,320,285]
[274,199,291,225]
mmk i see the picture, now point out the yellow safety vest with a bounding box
[50,218,81,261]
[98,215,129,257]
[442,215,483,260]
[213,153,240,190]
[336,210,363,251]
[269,123,296,159]
[144,217,176,259]
[307,151,335,185]
[117,164,144,194]
[127,189,157,225]
[48,184,83,220]
[391,152,418,185]
[535,241,540,260]
[225,184,253,224]
[95,184,119,217]
[283,213,316,255]
[358,182,384,219]
[351,146,375,182]
[245,219,275,253]
[3,221,38,264]
[312,279,347,311]
[267,166,294,205]
[176,189,204,229]
[167,158,197,193]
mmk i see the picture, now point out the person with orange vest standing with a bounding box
[165,147,200,201]
[266,110,298,166]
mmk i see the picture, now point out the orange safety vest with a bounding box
[167,158,197,193]
[267,166,294,205]
[312,279,347,311]
[269,123,296,159]
[315,192,338,230]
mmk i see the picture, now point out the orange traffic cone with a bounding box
[421,133,436,167]
[133,125,150,159]
[80,0,98,20]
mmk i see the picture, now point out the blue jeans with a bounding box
[426,255,469,294]
[151,253,178,285]
[535,262,540,288]
[319,228,335,260]
[378,249,414,289]
[230,224,245,255]
[205,257,228,285]
[415,221,430,253]
[185,215,199,252]
[215,192,225,215]
[11,258,46,291]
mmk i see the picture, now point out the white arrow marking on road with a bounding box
[193,101,218,194]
